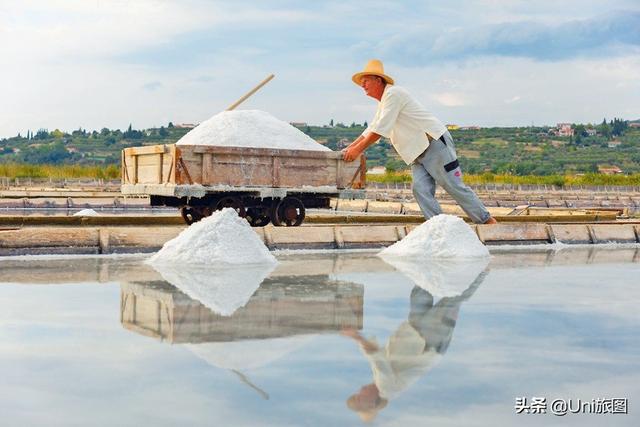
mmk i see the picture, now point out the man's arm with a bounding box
[343,131,381,162]
[342,327,380,353]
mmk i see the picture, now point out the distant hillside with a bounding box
[1,120,639,176]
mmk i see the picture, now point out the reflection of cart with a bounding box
[121,144,366,226]
[120,276,364,343]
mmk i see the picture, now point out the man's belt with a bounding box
[426,133,447,145]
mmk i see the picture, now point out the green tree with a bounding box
[598,119,611,139]
[50,129,64,138]
[385,159,405,172]
[611,118,628,136]
[325,136,338,150]
[573,124,587,138]
[34,129,49,140]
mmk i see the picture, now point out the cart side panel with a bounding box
[122,145,176,185]
[136,154,164,184]
[179,145,365,189]
[277,155,339,187]
[176,147,203,184]
[201,152,274,187]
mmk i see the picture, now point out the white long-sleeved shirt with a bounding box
[361,322,442,400]
[364,85,447,164]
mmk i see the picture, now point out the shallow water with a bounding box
[0,247,638,426]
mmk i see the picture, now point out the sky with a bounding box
[1,0,639,138]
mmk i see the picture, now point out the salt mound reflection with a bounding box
[150,263,275,316]
[381,257,489,298]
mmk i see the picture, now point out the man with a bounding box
[343,59,497,224]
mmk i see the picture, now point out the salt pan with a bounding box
[379,214,490,259]
[176,110,330,152]
[148,208,277,266]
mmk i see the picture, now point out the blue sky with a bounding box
[1,0,639,137]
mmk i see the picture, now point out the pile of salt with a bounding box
[379,214,490,259]
[148,208,276,266]
[176,110,330,152]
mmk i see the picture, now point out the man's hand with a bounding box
[341,327,360,339]
[342,132,381,162]
[342,144,361,162]
[341,327,379,353]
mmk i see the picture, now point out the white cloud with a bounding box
[386,55,640,126]
[0,0,314,63]
[432,92,468,107]
[1,1,639,137]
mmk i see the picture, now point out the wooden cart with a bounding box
[121,144,366,226]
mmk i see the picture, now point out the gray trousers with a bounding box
[411,131,490,224]
[408,270,487,353]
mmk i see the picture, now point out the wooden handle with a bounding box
[226,74,275,111]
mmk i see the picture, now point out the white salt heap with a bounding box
[72,209,99,217]
[380,214,490,259]
[176,110,331,151]
[148,208,277,266]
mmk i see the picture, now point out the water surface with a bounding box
[0,247,638,426]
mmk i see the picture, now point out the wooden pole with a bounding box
[226,74,275,111]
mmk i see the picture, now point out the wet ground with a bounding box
[0,247,638,426]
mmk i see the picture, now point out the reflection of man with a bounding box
[343,271,487,422]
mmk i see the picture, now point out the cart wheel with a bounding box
[180,206,203,225]
[271,197,305,226]
[216,196,246,217]
[246,207,271,227]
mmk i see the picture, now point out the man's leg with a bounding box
[411,153,442,219]
[423,134,492,224]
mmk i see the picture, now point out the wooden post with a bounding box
[132,155,138,184]
[359,155,367,188]
[226,74,275,111]
[272,157,281,187]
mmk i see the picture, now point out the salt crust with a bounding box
[176,110,330,151]
[379,214,490,259]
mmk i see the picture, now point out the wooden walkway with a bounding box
[0,221,638,255]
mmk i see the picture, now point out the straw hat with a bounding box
[346,384,389,423]
[352,59,394,86]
